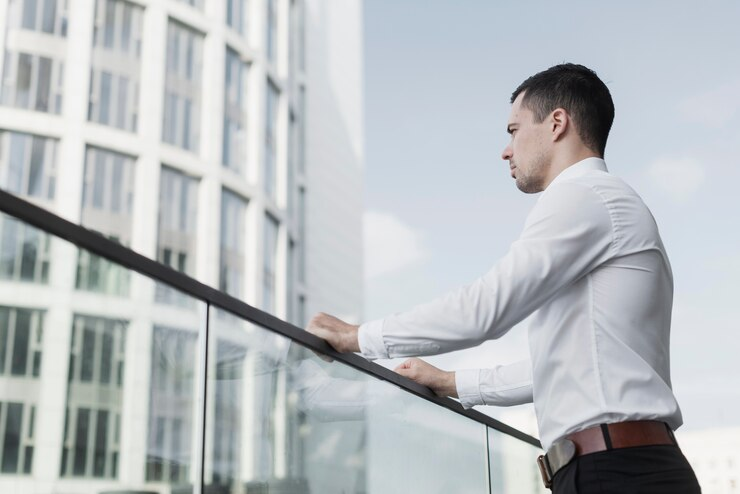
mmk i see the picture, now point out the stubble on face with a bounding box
[513,148,549,194]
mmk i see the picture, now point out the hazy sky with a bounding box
[362,0,740,431]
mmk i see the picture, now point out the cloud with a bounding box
[363,211,430,279]
[646,157,705,202]
[679,80,740,128]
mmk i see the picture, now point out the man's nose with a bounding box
[501,145,512,161]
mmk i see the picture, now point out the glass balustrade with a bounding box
[0,196,545,494]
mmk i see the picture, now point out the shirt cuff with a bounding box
[358,319,389,360]
[455,368,485,408]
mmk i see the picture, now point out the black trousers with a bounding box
[551,444,701,494]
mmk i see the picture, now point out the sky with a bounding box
[362,0,740,432]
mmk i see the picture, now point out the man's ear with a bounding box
[550,108,569,142]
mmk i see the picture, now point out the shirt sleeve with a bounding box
[455,359,534,407]
[358,181,615,360]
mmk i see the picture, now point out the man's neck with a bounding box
[544,150,602,189]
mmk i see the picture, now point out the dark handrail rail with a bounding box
[0,188,541,448]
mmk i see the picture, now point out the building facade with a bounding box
[678,427,740,494]
[0,0,364,492]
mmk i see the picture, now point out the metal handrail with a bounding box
[0,188,541,448]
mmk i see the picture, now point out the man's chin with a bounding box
[515,177,543,194]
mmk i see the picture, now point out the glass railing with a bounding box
[0,189,546,494]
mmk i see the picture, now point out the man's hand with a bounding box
[307,312,361,353]
[394,358,458,398]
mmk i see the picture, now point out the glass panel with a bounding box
[219,189,246,298]
[223,48,247,172]
[99,71,112,125]
[35,56,51,112]
[156,167,197,306]
[15,54,33,108]
[22,0,38,30]
[266,0,277,63]
[0,130,58,202]
[163,20,203,151]
[488,427,548,494]
[41,0,56,34]
[1,402,23,472]
[10,309,31,375]
[262,214,278,313]
[89,0,143,132]
[0,208,542,493]
[0,210,206,490]
[264,81,279,199]
[207,307,491,493]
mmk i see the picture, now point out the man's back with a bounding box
[527,158,682,448]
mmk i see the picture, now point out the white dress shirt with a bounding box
[358,157,683,450]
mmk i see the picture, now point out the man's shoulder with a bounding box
[553,169,642,205]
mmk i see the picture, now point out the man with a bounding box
[308,63,700,493]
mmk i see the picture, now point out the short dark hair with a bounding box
[511,63,615,156]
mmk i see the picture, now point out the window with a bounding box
[5,0,68,36]
[265,80,279,199]
[266,0,277,64]
[220,189,247,298]
[62,315,126,478]
[287,239,295,323]
[88,0,142,132]
[76,146,135,295]
[0,401,36,474]
[297,86,305,174]
[0,130,58,201]
[156,167,198,305]
[263,214,279,313]
[60,407,120,478]
[163,20,203,152]
[297,187,305,283]
[289,0,305,76]
[287,110,298,219]
[226,0,248,36]
[67,315,126,387]
[0,217,51,283]
[146,326,197,483]
[0,306,44,378]
[157,167,197,275]
[297,295,306,327]
[1,51,64,114]
[223,48,248,173]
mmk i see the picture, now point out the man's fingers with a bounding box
[394,359,410,372]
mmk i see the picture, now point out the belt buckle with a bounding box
[536,454,552,489]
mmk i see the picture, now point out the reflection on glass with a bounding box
[488,427,547,494]
[0,211,206,492]
[146,326,198,484]
[62,315,126,478]
[207,307,490,494]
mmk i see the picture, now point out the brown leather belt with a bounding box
[536,421,678,489]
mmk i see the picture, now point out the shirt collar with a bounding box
[548,157,608,188]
